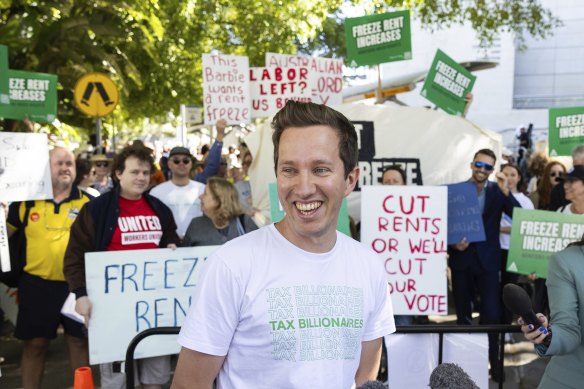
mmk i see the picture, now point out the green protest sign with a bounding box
[268,182,351,236]
[508,208,583,278]
[0,45,9,106]
[548,106,584,157]
[344,11,411,67]
[420,49,476,116]
[0,69,58,122]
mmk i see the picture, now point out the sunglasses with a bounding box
[473,161,494,171]
[94,161,109,168]
[172,158,191,165]
[550,171,562,177]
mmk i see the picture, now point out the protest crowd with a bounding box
[1,8,583,388]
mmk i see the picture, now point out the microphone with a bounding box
[428,363,479,389]
[502,283,539,326]
[355,381,385,389]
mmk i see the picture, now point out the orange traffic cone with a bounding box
[74,366,94,389]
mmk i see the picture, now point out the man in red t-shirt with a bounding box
[64,144,180,389]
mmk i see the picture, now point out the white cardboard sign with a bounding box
[250,66,311,117]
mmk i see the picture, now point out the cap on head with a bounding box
[559,165,584,182]
[169,146,193,158]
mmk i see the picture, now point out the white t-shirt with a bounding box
[149,180,205,237]
[178,224,395,389]
[500,192,534,249]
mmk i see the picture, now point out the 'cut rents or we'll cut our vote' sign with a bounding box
[361,186,448,316]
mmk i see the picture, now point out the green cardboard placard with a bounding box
[344,11,412,67]
[268,182,351,236]
[0,69,58,122]
[420,49,476,116]
[0,45,9,105]
[508,208,584,278]
[548,106,584,157]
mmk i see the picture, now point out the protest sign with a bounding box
[446,182,485,244]
[85,246,217,364]
[508,208,583,278]
[420,49,476,116]
[548,106,584,156]
[0,45,9,106]
[267,182,351,236]
[202,53,251,125]
[344,11,412,67]
[361,186,448,315]
[265,53,343,105]
[250,67,311,118]
[0,132,53,202]
[0,70,57,122]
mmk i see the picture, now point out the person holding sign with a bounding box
[6,147,92,389]
[172,101,395,388]
[448,149,520,382]
[499,164,534,324]
[519,238,584,389]
[64,143,180,389]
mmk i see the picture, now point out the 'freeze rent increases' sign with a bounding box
[0,70,57,122]
[421,49,475,116]
[508,208,584,279]
[202,53,251,125]
[344,11,412,67]
[361,186,448,315]
[85,246,217,364]
[548,106,584,156]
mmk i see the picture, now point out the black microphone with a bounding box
[502,283,540,326]
[355,381,386,389]
[428,363,479,389]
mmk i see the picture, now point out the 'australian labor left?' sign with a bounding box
[548,106,584,157]
[85,246,217,364]
[344,11,412,67]
[0,69,57,122]
[421,49,475,116]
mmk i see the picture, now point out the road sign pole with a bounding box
[96,116,102,154]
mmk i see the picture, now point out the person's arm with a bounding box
[171,348,225,389]
[195,119,226,183]
[355,338,383,386]
[463,92,473,117]
[63,205,96,298]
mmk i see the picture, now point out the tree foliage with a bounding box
[0,0,561,141]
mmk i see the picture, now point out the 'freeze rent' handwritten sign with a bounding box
[202,54,251,125]
[86,246,217,364]
[361,186,448,315]
[250,67,312,118]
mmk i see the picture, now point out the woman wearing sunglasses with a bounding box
[529,161,567,210]
[90,154,114,194]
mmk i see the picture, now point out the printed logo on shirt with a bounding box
[118,216,162,245]
[266,285,364,362]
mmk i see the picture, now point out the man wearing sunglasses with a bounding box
[150,119,226,238]
[448,148,520,383]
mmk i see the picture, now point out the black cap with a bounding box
[169,146,192,158]
[559,165,584,182]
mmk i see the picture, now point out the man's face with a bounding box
[382,170,404,186]
[276,125,358,248]
[115,156,151,199]
[564,179,584,202]
[470,153,495,184]
[168,154,192,179]
[50,148,76,189]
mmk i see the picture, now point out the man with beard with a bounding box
[7,147,92,388]
[448,148,520,383]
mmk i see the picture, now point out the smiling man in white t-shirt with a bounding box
[172,101,395,389]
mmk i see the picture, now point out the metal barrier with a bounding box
[125,324,523,389]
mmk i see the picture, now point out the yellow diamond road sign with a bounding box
[74,73,119,117]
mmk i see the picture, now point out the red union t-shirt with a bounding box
[107,196,163,251]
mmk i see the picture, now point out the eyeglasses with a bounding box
[473,161,494,171]
[172,158,191,165]
[95,161,109,168]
